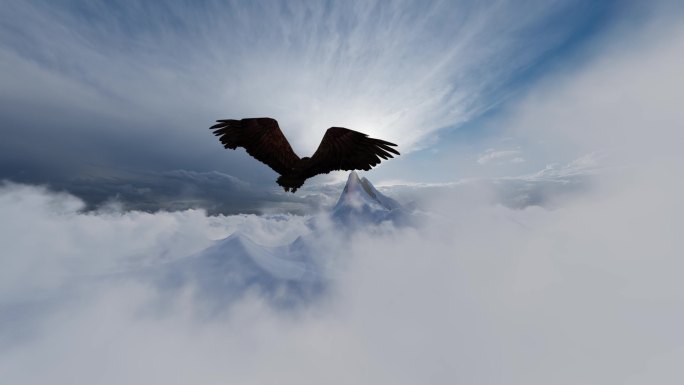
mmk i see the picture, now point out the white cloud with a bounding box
[1,157,683,384]
[0,182,310,302]
[477,148,524,164]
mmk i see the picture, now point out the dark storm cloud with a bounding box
[13,169,330,215]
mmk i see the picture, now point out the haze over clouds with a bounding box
[1,3,683,383]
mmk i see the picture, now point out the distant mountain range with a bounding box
[152,171,417,308]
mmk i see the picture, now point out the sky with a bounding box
[2,1,684,384]
[0,0,631,213]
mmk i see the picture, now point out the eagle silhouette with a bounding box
[210,118,399,192]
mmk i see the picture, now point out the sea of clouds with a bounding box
[2,5,684,385]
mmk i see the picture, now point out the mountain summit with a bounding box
[331,171,409,225]
[334,171,401,211]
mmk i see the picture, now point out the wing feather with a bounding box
[304,127,399,177]
[209,118,300,175]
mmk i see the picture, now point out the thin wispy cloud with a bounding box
[0,0,621,211]
[1,0,607,155]
[477,148,524,165]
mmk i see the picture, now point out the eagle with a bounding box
[210,117,399,192]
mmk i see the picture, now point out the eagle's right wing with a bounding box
[210,118,300,175]
[304,127,399,178]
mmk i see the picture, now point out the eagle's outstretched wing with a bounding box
[304,127,399,178]
[209,118,300,175]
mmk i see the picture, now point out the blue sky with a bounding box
[0,0,659,211]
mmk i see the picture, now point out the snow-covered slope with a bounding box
[152,231,323,308]
[334,171,401,210]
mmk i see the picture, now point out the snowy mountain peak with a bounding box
[334,171,400,211]
[329,171,407,226]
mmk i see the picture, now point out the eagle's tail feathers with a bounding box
[276,175,305,193]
